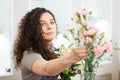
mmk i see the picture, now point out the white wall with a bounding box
[111,0,120,80]
[0,0,29,80]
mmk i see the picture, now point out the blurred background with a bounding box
[0,0,120,80]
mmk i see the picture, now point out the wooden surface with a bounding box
[96,74,112,80]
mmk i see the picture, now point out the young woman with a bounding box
[14,7,88,80]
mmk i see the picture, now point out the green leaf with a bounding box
[59,63,80,80]
[63,34,69,40]
[83,15,87,20]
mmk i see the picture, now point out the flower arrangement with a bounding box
[55,44,80,80]
[56,8,113,80]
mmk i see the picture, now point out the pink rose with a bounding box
[87,24,100,32]
[79,33,84,40]
[95,32,101,39]
[85,37,92,43]
[86,29,96,36]
[79,8,89,15]
[104,40,113,54]
[93,44,104,56]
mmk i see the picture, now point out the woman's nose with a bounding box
[47,23,53,29]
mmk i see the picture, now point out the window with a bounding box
[0,0,13,76]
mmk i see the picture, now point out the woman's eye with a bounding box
[50,21,55,25]
[40,23,46,26]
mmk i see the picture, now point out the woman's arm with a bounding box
[32,46,87,76]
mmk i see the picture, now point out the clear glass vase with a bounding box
[80,72,96,80]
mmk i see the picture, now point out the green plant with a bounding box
[55,44,80,80]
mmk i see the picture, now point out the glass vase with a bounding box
[80,71,96,80]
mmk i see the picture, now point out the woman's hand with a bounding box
[65,46,88,63]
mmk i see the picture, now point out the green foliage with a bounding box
[59,63,80,80]
[56,45,80,80]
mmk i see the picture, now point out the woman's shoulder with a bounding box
[21,50,43,70]
[23,50,42,59]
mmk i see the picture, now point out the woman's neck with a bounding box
[46,41,52,50]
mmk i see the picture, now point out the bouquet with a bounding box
[54,44,80,80]
[56,8,113,80]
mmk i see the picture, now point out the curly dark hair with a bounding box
[14,7,57,68]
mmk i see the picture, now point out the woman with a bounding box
[14,7,88,80]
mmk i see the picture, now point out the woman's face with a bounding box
[40,12,57,41]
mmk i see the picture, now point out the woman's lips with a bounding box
[46,32,55,35]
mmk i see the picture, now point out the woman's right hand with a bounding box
[65,46,88,63]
